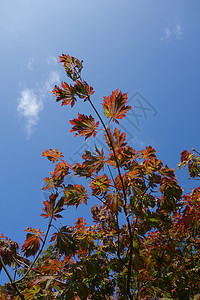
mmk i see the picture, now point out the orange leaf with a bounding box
[70,113,99,140]
[102,89,131,124]
[42,149,64,163]
[22,227,45,257]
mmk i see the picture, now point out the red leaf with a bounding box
[74,80,94,100]
[58,54,83,81]
[50,226,77,255]
[81,146,105,174]
[21,227,45,257]
[42,149,64,163]
[105,127,127,150]
[181,150,191,162]
[74,217,88,230]
[41,194,64,221]
[52,82,77,107]
[70,113,99,140]
[64,184,88,207]
[102,89,131,124]
[90,174,111,195]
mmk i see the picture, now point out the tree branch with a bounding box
[14,215,53,284]
[86,95,133,299]
[0,256,25,300]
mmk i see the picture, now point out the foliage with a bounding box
[0,53,200,300]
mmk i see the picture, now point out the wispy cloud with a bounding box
[17,72,60,139]
[46,55,58,66]
[160,27,172,42]
[161,24,183,42]
[45,71,60,92]
[27,57,35,71]
[18,55,61,139]
[174,24,183,40]
[17,89,44,139]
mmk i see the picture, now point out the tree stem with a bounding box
[0,256,25,300]
[87,96,133,299]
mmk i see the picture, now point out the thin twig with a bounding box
[86,94,133,300]
[193,149,200,156]
[107,164,121,261]
[14,215,53,284]
[0,256,25,300]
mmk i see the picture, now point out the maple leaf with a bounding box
[42,162,70,191]
[0,235,21,270]
[181,150,191,163]
[82,146,105,174]
[105,192,123,212]
[114,174,129,192]
[52,82,77,107]
[52,80,94,108]
[140,146,157,161]
[54,161,70,178]
[21,227,45,257]
[179,150,200,178]
[102,89,131,124]
[42,149,64,163]
[105,128,137,168]
[23,286,41,300]
[74,80,95,100]
[50,226,77,255]
[41,193,65,220]
[72,148,105,178]
[70,113,99,140]
[64,184,88,208]
[105,127,127,150]
[192,187,200,202]
[90,174,111,195]
[42,177,54,190]
[74,218,88,230]
[82,80,95,97]
[58,54,83,81]
[72,162,92,178]
[159,178,183,211]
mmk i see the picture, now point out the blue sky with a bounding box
[1,0,200,283]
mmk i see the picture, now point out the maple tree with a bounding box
[0,53,200,300]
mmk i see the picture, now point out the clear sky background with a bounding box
[1,0,200,283]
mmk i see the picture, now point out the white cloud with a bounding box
[160,27,172,42]
[161,24,183,42]
[17,71,60,138]
[27,57,35,70]
[46,55,58,66]
[18,55,61,139]
[175,24,183,40]
[17,89,44,139]
[45,71,60,92]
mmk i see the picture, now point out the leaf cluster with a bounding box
[1,54,200,300]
